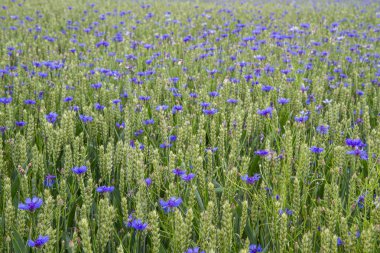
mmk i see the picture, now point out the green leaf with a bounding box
[194,187,205,211]
[11,231,28,253]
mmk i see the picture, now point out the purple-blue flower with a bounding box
[346,148,368,160]
[131,219,148,231]
[159,197,182,213]
[172,168,186,176]
[18,197,43,212]
[345,138,366,149]
[24,99,36,105]
[203,108,218,115]
[226,98,238,104]
[294,115,309,123]
[116,122,125,129]
[143,119,155,125]
[310,146,324,154]
[79,115,93,123]
[28,235,49,248]
[91,83,102,89]
[189,93,198,98]
[45,112,58,124]
[96,186,115,193]
[16,121,26,127]
[278,97,290,105]
[172,105,183,114]
[160,143,172,149]
[181,173,195,182]
[0,97,12,104]
[208,91,219,97]
[241,174,261,184]
[185,247,205,253]
[156,105,169,111]
[257,107,273,117]
[72,166,87,175]
[95,103,105,111]
[316,125,329,134]
[63,96,73,102]
[145,178,152,186]
[261,85,274,92]
[255,150,269,156]
[169,135,177,142]
[139,96,151,101]
[44,174,56,188]
[249,244,263,253]
[200,102,210,108]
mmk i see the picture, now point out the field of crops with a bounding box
[0,0,379,252]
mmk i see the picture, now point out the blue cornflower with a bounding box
[63,96,73,102]
[300,85,309,92]
[91,83,102,89]
[18,197,43,212]
[72,166,87,175]
[16,121,26,127]
[255,150,269,156]
[143,119,154,125]
[112,99,121,104]
[96,186,115,193]
[241,174,261,184]
[226,98,238,104]
[145,178,152,186]
[278,97,290,105]
[159,197,182,213]
[45,112,58,124]
[131,219,148,230]
[139,96,151,101]
[116,122,125,129]
[0,97,12,104]
[70,105,80,112]
[172,105,183,114]
[172,168,185,176]
[160,143,172,149]
[156,105,169,111]
[261,85,274,92]
[357,195,365,209]
[278,208,293,216]
[203,108,218,115]
[95,103,105,111]
[205,147,218,153]
[185,247,205,253]
[316,125,329,134]
[347,148,368,160]
[345,138,366,149]
[257,107,273,117]
[249,244,263,253]
[200,102,211,108]
[169,135,177,142]
[44,175,56,187]
[24,99,36,105]
[294,115,309,123]
[79,115,93,123]
[181,173,195,182]
[310,146,324,154]
[356,90,364,96]
[28,235,49,248]
[209,91,219,97]
[134,129,144,136]
[189,93,198,98]
[120,92,129,98]
[0,126,7,133]
[337,237,343,246]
